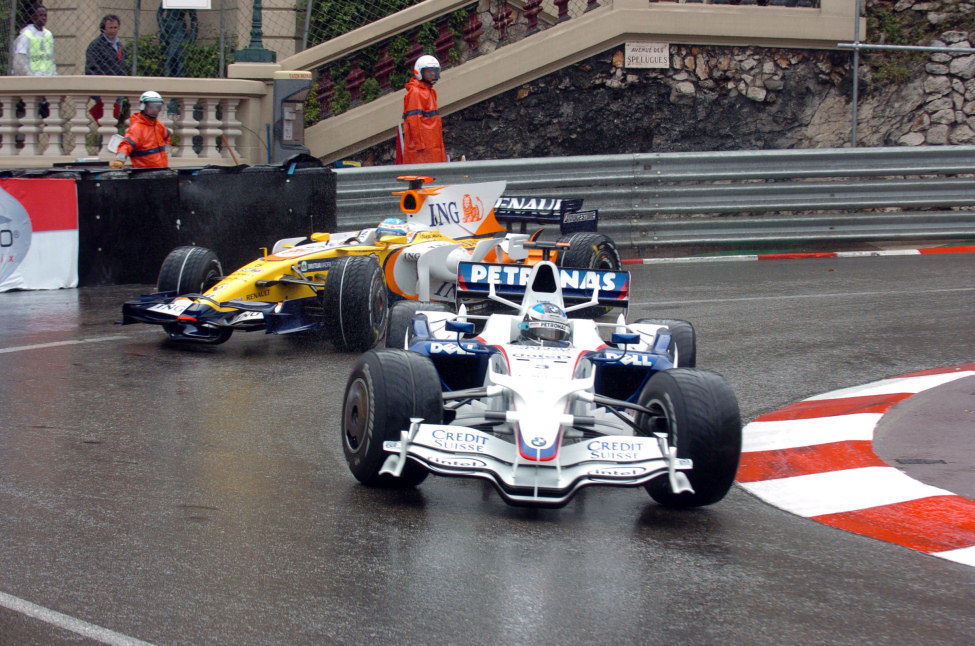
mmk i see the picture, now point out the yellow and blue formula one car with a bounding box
[121,177,621,351]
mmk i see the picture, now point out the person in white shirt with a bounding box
[11,4,56,76]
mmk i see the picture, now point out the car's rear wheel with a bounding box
[636,318,697,368]
[557,233,622,318]
[321,256,388,352]
[342,349,442,487]
[385,301,452,348]
[156,246,223,295]
[635,368,741,508]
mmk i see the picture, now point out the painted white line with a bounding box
[741,413,881,452]
[631,286,975,308]
[0,335,130,355]
[933,545,975,568]
[0,590,155,646]
[835,249,921,258]
[739,466,953,517]
[630,247,938,264]
[804,372,975,400]
[627,254,760,264]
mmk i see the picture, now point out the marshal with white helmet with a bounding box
[341,258,742,509]
[413,54,441,82]
[139,90,163,110]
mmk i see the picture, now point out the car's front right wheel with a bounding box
[635,368,741,508]
[321,255,389,352]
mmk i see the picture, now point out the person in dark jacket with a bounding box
[85,14,126,75]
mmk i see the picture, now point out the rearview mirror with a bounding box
[611,332,640,346]
[446,320,475,335]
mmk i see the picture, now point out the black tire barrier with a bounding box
[2,155,337,286]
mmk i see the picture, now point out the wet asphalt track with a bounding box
[1,254,974,644]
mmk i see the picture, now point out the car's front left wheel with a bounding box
[341,349,442,487]
[156,246,223,295]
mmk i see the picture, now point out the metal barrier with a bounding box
[334,146,975,253]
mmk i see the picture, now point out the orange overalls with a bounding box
[401,77,446,165]
[118,112,171,168]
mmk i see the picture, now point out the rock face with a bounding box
[443,47,856,160]
[357,1,974,163]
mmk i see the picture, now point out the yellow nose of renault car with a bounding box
[121,177,621,351]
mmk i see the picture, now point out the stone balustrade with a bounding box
[0,77,267,169]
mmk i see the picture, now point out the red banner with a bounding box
[0,178,79,291]
[0,178,78,232]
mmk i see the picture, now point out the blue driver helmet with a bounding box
[377,217,408,239]
[520,302,570,344]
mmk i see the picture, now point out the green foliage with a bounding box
[0,3,9,73]
[304,2,475,127]
[304,83,321,127]
[864,3,975,88]
[307,0,428,47]
[124,32,236,78]
[361,78,381,103]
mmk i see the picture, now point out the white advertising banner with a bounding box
[162,0,212,9]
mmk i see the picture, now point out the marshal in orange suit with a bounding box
[399,55,447,165]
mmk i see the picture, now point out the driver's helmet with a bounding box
[520,302,570,344]
[377,217,408,239]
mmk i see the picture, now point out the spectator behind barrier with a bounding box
[157,7,197,77]
[86,14,126,130]
[11,4,56,76]
[86,14,126,76]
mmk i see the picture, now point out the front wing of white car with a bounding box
[380,421,693,507]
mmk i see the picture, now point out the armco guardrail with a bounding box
[334,146,975,253]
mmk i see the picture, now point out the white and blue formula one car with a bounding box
[341,258,742,508]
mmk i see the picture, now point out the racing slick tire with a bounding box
[385,301,452,349]
[636,318,697,368]
[156,246,223,295]
[342,349,442,488]
[556,233,622,318]
[635,368,741,508]
[321,256,389,352]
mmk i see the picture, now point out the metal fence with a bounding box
[2,0,243,77]
[1,1,607,78]
[300,1,607,51]
[1,0,828,79]
[333,146,975,251]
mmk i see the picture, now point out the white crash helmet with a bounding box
[413,55,441,82]
[520,302,570,344]
[139,90,164,111]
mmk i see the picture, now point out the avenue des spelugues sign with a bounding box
[625,42,670,69]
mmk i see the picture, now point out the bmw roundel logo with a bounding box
[530,437,546,447]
